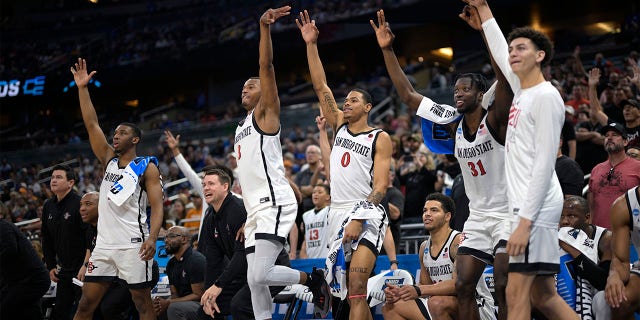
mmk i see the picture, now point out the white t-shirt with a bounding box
[483,18,564,227]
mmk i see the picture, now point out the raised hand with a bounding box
[295,10,319,44]
[370,10,395,50]
[260,6,291,25]
[70,58,97,88]
[459,5,482,31]
[316,115,327,132]
[588,68,601,88]
[164,130,180,151]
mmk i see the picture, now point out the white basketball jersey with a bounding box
[626,186,640,256]
[422,230,459,284]
[97,157,149,249]
[330,124,382,207]
[455,114,509,218]
[302,206,330,259]
[422,230,494,310]
[234,111,296,213]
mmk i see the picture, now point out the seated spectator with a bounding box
[153,226,205,320]
[558,196,611,318]
[381,193,494,320]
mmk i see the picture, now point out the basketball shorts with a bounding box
[329,204,387,257]
[508,216,560,274]
[244,203,297,250]
[84,247,155,288]
[458,214,510,264]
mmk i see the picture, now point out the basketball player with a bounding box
[604,186,640,319]
[71,58,164,320]
[468,0,578,319]
[558,196,612,319]
[300,184,331,259]
[226,7,330,320]
[382,193,495,320]
[297,10,392,320]
[372,8,512,319]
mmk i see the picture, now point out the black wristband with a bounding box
[413,285,422,297]
[390,260,399,266]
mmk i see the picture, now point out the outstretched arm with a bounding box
[316,115,332,182]
[588,68,608,126]
[255,6,291,134]
[371,10,422,110]
[164,130,204,198]
[460,4,512,144]
[71,58,114,165]
[297,10,344,132]
[468,0,520,92]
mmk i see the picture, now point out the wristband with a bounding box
[413,285,422,297]
[389,260,399,266]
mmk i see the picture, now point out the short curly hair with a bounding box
[507,27,554,66]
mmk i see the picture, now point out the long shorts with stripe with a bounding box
[244,203,297,250]
[509,217,560,274]
[458,214,510,264]
[84,247,155,288]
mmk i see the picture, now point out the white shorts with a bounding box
[329,204,387,257]
[458,214,510,264]
[415,295,496,320]
[85,247,155,288]
[244,203,297,250]
[509,217,560,274]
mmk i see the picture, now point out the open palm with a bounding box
[296,10,319,44]
[70,58,96,88]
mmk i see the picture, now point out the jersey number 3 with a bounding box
[467,160,486,176]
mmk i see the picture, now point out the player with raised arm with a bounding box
[372,7,511,320]
[468,0,578,319]
[224,7,331,319]
[71,58,164,320]
[297,10,392,320]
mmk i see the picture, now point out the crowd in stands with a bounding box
[3,44,640,239]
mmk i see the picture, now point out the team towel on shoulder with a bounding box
[558,227,598,262]
[325,201,387,299]
[418,82,496,154]
[108,156,159,206]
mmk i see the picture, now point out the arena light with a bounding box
[89,0,98,3]
[430,47,453,60]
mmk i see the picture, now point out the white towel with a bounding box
[109,156,158,206]
[558,227,598,263]
[324,201,387,299]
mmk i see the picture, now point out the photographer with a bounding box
[397,148,443,223]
